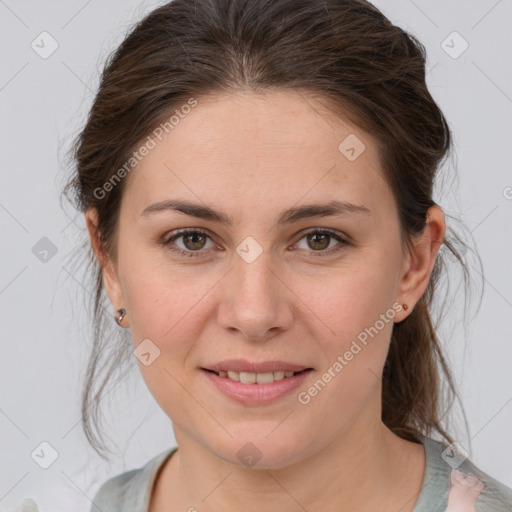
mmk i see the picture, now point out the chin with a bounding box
[211,432,307,470]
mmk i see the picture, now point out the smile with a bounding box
[201,367,314,405]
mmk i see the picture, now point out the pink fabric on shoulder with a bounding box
[444,468,486,511]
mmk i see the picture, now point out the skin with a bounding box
[86,89,445,512]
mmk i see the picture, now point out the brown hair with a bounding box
[62,0,482,459]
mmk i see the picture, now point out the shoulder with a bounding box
[89,468,140,512]
[417,436,512,512]
[89,447,177,512]
[459,456,512,511]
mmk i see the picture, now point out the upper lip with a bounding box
[203,359,312,373]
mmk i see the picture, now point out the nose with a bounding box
[217,248,294,342]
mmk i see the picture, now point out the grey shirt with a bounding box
[89,436,512,511]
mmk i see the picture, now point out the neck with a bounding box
[152,400,425,512]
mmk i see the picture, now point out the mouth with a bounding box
[201,368,312,384]
[201,365,314,404]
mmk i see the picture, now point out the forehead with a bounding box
[123,89,391,220]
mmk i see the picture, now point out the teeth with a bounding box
[240,371,257,384]
[216,369,302,383]
[255,372,274,384]
[227,370,240,381]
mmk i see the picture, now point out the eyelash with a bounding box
[161,228,350,258]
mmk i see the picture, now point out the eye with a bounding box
[162,228,217,257]
[292,228,349,256]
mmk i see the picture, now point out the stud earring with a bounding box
[115,308,126,326]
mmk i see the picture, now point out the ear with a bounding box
[395,205,445,323]
[85,207,128,327]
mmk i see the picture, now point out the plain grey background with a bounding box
[1,0,511,510]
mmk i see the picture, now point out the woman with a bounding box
[62,0,512,510]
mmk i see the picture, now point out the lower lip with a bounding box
[201,368,313,405]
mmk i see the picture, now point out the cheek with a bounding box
[123,268,208,420]
[121,245,213,342]
[119,257,212,399]
[294,258,398,408]
[299,258,398,348]
[137,355,207,435]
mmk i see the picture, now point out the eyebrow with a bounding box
[140,199,371,225]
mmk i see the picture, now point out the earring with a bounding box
[115,307,126,326]
[402,304,408,311]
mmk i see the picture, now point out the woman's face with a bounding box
[89,90,440,468]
